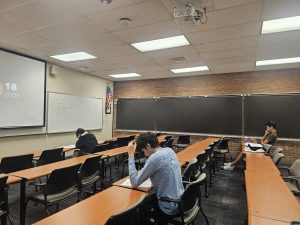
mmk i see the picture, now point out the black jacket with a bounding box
[75,133,98,155]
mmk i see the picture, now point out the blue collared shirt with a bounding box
[128,147,184,215]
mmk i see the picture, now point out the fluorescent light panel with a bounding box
[109,73,141,78]
[131,35,190,52]
[171,66,209,73]
[50,52,97,62]
[256,57,300,66]
[262,15,300,34]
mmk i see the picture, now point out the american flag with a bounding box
[105,84,113,114]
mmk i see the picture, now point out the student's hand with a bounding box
[264,129,269,135]
[128,140,137,157]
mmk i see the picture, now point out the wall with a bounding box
[114,68,300,164]
[0,64,113,157]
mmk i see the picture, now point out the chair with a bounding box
[280,159,300,196]
[115,137,130,148]
[0,176,14,225]
[93,143,109,153]
[104,195,145,225]
[35,148,63,166]
[25,164,81,216]
[213,138,232,163]
[164,136,173,141]
[262,144,272,154]
[196,152,209,197]
[160,173,209,225]
[173,136,191,150]
[272,152,284,166]
[166,138,175,149]
[121,150,146,178]
[182,158,198,182]
[204,147,216,187]
[271,147,284,159]
[79,155,103,198]
[0,154,34,173]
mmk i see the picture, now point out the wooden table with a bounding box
[246,153,280,174]
[176,137,219,163]
[249,216,290,225]
[245,170,300,223]
[32,186,146,225]
[9,154,100,225]
[0,173,22,185]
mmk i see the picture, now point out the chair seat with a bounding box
[219,149,229,153]
[285,181,299,193]
[169,205,200,224]
[174,144,189,148]
[81,174,100,186]
[30,187,79,204]
[0,209,6,217]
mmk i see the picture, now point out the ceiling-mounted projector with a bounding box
[174,4,207,25]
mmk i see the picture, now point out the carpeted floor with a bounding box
[7,159,247,225]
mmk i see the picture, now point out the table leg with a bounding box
[20,179,27,225]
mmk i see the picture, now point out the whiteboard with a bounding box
[47,92,103,133]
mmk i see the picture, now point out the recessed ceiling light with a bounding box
[256,57,300,66]
[171,66,209,73]
[100,0,112,5]
[131,35,190,52]
[109,73,141,78]
[50,52,97,62]
[119,18,132,26]
[261,15,300,34]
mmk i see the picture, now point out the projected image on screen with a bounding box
[0,49,45,128]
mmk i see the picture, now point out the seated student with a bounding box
[222,121,277,171]
[127,132,184,225]
[75,128,98,156]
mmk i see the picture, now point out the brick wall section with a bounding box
[114,68,300,165]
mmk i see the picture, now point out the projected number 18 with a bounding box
[5,83,17,91]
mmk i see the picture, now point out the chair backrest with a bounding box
[262,144,272,154]
[93,143,109,153]
[290,159,300,178]
[104,140,118,150]
[272,153,284,166]
[38,148,63,166]
[166,138,174,149]
[196,152,207,172]
[104,195,145,225]
[177,135,191,144]
[180,173,206,214]
[116,137,130,147]
[0,154,34,173]
[79,155,102,179]
[46,163,81,195]
[0,176,8,210]
[182,158,198,182]
[164,135,173,141]
[219,138,229,150]
[271,147,284,158]
[128,135,136,141]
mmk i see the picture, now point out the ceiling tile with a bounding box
[256,42,300,60]
[212,0,261,10]
[88,0,172,32]
[0,0,33,12]
[200,46,257,60]
[186,22,261,45]
[206,54,256,65]
[113,20,183,43]
[262,0,300,20]
[195,36,258,53]
[0,0,82,30]
[258,30,300,46]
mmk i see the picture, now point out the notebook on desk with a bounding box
[121,178,152,188]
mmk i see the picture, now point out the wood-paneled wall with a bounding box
[114,68,300,164]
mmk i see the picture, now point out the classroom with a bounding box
[0,0,300,225]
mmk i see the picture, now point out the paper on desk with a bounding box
[121,178,152,188]
[245,147,265,153]
[245,142,263,148]
[62,144,75,149]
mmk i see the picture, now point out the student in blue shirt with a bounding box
[128,132,184,225]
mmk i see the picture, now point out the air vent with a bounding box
[169,56,188,64]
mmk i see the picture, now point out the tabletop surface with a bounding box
[245,170,300,223]
[32,186,146,225]
[246,153,280,174]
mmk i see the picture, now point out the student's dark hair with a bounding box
[136,132,159,151]
[76,128,85,137]
[265,121,277,129]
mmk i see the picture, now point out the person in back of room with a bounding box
[127,132,184,225]
[75,128,98,156]
[222,120,277,171]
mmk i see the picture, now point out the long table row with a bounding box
[245,153,300,225]
[32,137,218,225]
